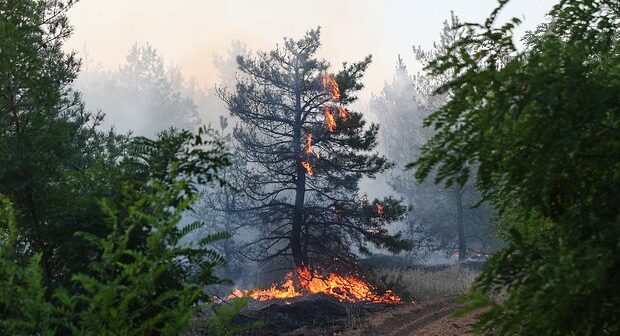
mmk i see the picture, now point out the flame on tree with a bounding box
[218,28,409,270]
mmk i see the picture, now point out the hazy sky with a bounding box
[66,0,556,99]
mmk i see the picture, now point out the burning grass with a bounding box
[228,266,401,304]
[209,265,481,336]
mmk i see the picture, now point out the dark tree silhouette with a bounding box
[218,28,409,269]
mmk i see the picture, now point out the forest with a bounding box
[0,0,618,335]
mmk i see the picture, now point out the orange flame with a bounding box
[228,266,400,304]
[322,74,341,102]
[301,160,314,175]
[338,106,350,122]
[305,133,314,156]
[324,108,336,132]
[375,203,384,216]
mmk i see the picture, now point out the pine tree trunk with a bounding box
[223,198,232,270]
[291,67,306,268]
[406,196,415,243]
[454,185,466,261]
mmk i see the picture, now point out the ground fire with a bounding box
[228,265,401,304]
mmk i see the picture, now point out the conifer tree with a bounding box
[219,28,409,269]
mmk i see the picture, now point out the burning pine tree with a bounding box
[218,28,409,274]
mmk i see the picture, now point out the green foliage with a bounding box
[0,254,58,336]
[124,126,231,201]
[0,0,229,288]
[0,196,58,336]
[0,0,104,285]
[1,1,239,335]
[411,0,620,334]
[59,179,230,335]
[1,179,236,336]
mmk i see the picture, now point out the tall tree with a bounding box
[0,0,104,282]
[411,12,494,261]
[218,28,409,269]
[412,0,620,334]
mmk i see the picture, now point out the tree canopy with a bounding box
[411,0,620,334]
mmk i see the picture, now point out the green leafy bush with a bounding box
[60,179,230,335]
[0,196,58,335]
[1,178,237,335]
[411,0,620,334]
[1,1,242,334]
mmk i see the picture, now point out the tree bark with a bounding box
[291,65,306,267]
[453,185,466,261]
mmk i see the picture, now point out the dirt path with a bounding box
[339,297,479,336]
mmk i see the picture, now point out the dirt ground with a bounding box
[221,294,481,336]
[337,297,479,336]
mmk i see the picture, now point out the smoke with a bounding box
[67,0,555,106]
[67,1,552,268]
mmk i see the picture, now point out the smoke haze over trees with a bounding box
[74,18,500,266]
[76,43,199,136]
[370,14,498,260]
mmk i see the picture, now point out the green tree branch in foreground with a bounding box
[409,0,619,334]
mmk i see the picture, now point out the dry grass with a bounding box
[370,265,479,301]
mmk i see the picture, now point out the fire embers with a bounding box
[228,265,401,304]
[338,106,350,122]
[322,74,341,102]
[322,74,350,133]
[323,108,337,132]
[305,133,317,157]
[301,74,352,177]
[301,160,314,176]
[302,133,320,176]
[375,202,385,216]
[361,195,385,216]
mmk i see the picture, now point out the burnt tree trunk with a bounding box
[453,185,466,261]
[291,66,306,267]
